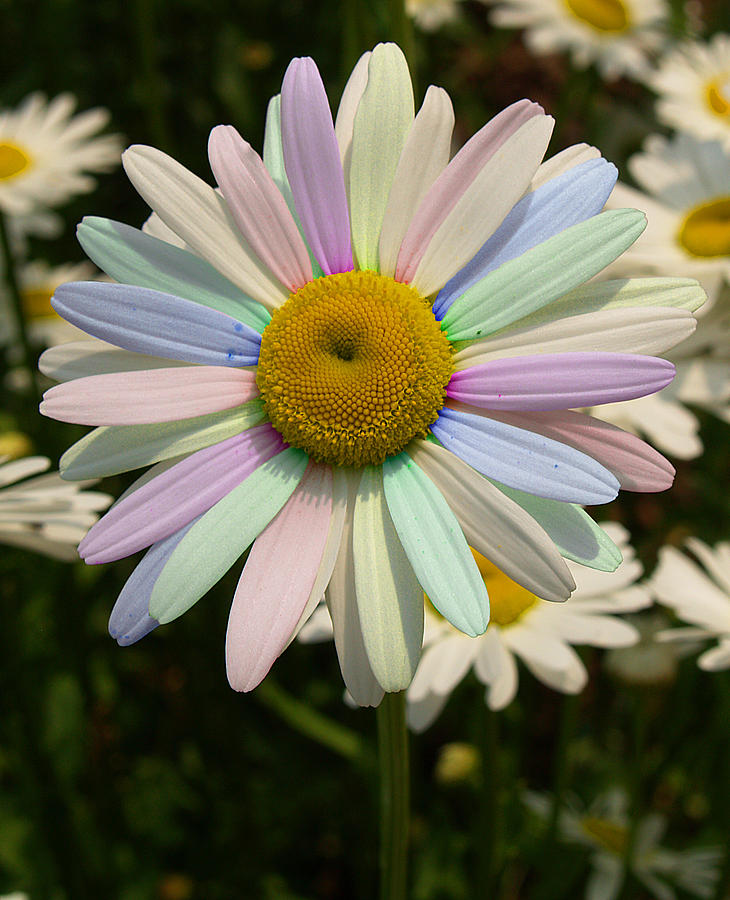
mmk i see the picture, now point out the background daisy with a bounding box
[0,93,122,217]
[649,33,730,145]
[483,0,670,80]
[651,538,730,671]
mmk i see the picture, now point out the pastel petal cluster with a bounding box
[41,44,695,703]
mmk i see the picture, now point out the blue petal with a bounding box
[430,407,619,504]
[108,516,201,646]
[52,282,261,367]
[433,158,617,319]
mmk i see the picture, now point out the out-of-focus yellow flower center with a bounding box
[678,197,730,258]
[707,78,730,117]
[256,270,452,467]
[581,817,628,855]
[0,142,32,180]
[472,549,537,626]
[22,287,55,320]
[564,0,629,32]
[0,432,34,460]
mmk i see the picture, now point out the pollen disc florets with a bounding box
[256,270,453,467]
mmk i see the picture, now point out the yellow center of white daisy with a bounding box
[256,270,453,467]
[581,817,628,855]
[678,197,730,258]
[472,549,538,626]
[564,0,630,32]
[0,142,32,180]
[707,78,730,118]
[22,286,55,320]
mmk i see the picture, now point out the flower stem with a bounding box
[255,678,369,765]
[617,693,647,900]
[377,691,410,900]
[475,702,499,895]
[0,208,39,401]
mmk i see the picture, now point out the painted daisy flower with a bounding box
[406,523,651,730]
[0,260,96,351]
[649,33,730,145]
[40,44,695,705]
[651,539,730,672]
[0,456,111,561]
[483,0,670,81]
[0,93,122,217]
[525,790,721,900]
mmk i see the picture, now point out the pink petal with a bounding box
[455,404,675,491]
[41,366,259,425]
[208,125,313,292]
[79,424,285,562]
[395,99,542,285]
[226,462,333,691]
[447,353,676,411]
[281,57,353,275]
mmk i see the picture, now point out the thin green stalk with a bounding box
[377,691,410,900]
[255,678,368,765]
[0,208,39,400]
[617,694,648,900]
[476,702,499,895]
[712,676,730,900]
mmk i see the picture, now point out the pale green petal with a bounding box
[150,447,308,623]
[77,217,271,333]
[491,480,622,571]
[262,94,323,279]
[504,276,707,333]
[352,466,423,692]
[442,209,647,342]
[60,400,266,479]
[382,453,489,637]
[349,43,414,271]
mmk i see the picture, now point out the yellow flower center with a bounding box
[256,270,452,467]
[707,78,730,117]
[472,549,538,626]
[22,287,55,320]
[581,817,628,855]
[0,142,32,180]
[564,0,630,32]
[678,197,730,258]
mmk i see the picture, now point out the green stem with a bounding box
[377,691,410,900]
[476,702,499,895]
[617,694,647,900]
[255,678,368,765]
[712,676,730,900]
[0,208,39,401]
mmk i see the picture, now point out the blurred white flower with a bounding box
[525,789,721,900]
[0,259,96,351]
[0,456,111,561]
[406,0,463,30]
[651,538,730,672]
[649,33,730,145]
[0,93,122,217]
[483,0,670,80]
[604,610,680,686]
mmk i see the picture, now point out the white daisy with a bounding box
[0,93,122,217]
[651,538,730,671]
[483,0,670,80]
[525,789,721,900]
[604,610,681,686]
[0,259,97,351]
[406,0,463,30]
[405,522,651,729]
[0,456,111,561]
[649,33,730,145]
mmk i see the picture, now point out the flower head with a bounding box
[0,93,122,217]
[405,523,651,729]
[41,44,693,703]
[483,0,670,80]
[0,455,111,560]
[649,33,730,145]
